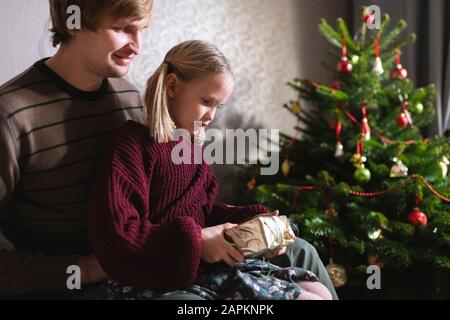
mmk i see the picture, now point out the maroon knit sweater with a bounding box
[88,120,269,289]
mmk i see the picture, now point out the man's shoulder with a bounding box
[0,64,47,116]
[108,77,142,94]
[107,78,146,125]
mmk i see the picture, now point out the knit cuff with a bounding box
[208,203,270,226]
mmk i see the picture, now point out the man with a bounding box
[0,0,337,299]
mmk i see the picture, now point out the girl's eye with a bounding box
[202,99,212,106]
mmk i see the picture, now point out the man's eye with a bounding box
[114,26,132,33]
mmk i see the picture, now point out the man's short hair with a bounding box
[49,0,153,47]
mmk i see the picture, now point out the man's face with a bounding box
[74,16,150,78]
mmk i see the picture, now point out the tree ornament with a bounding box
[351,55,360,64]
[334,120,344,157]
[372,35,384,75]
[440,156,449,177]
[396,92,415,128]
[396,103,413,128]
[368,228,383,240]
[396,113,408,127]
[390,157,408,178]
[373,56,384,75]
[337,37,352,74]
[289,100,302,115]
[335,142,344,157]
[361,102,371,140]
[351,153,363,168]
[326,258,348,288]
[367,253,384,268]
[352,141,371,182]
[391,48,408,80]
[407,208,428,227]
[281,159,293,177]
[338,57,352,74]
[246,177,256,191]
[412,102,424,114]
[363,12,375,25]
[392,64,408,80]
[330,81,341,90]
[355,167,371,182]
[324,208,338,216]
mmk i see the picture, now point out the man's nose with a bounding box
[129,31,142,56]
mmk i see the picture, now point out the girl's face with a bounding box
[167,73,235,133]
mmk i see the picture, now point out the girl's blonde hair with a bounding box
[145,40,233,143]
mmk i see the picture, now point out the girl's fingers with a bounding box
[265,246,287,259]
[223,253,236,267]
[265,251,275,259]
[227,244,244,262]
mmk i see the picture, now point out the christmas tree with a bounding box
[235,9,450,299]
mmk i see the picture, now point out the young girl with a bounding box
[88,40,332,300]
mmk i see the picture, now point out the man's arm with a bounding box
[0,116,105,297]
[0,250,78,297]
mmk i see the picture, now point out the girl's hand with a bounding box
[77,254,108,284]
[264,246,287,259]
[200,223,244,267]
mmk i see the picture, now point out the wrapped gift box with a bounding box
[224,215,296,258]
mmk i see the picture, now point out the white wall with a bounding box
[0,0,351,134]
[0,0,350,203]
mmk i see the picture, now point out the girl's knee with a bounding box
[297,281,332,300]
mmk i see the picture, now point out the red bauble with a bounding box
[331,81,341,90]
[364,13,375,25]
[396,113,408,127]
[407,208,428,226]
[391,64,408,80]
[337,57,352,74]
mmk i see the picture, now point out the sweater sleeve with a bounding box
[88,129,202,290]
[204,174,270,227]
[0,116,77,297]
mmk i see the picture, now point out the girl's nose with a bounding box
[204,107,217,122]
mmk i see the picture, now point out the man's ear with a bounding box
[67,29,79,37]
[166,73,178,98]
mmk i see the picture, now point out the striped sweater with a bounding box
[0,58,146,296]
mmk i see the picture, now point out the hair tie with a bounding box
[163,61,181,78]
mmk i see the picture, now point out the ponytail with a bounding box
[145,63,175,143]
